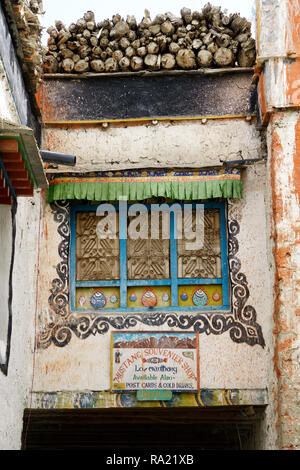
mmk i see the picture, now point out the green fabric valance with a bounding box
[46,168,243,203]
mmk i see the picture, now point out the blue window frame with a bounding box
[70,201,230,312]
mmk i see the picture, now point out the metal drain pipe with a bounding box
[40,150,76,166]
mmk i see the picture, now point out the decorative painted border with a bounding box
[50,168,241,179]
[49,168,241,186]
[28,389,268,409]
[47,200,69,318]
[37,200,265,349]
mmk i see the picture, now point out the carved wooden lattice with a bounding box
[76,212,120,281]
[177,209,221,278]
[76,209,221,281]
[127,212,170,280]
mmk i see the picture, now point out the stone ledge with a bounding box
[43,67,254,80]
[29,389,268,409]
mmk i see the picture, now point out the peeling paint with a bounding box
[286,0,300,55]
[268,112,300,449]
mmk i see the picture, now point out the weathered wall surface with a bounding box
[32,63,280,447]
[33,160,273,391]
[256,0,300,450]
[0,193,41,449]
[267,111,300,450]
[0,44,24,449]
[32,156,279,447]
[0,3,41,140]
[38,70,259,172]
[0,57,19,122]
[38,72,257,122]
[256,0,300,123]
[43,118,264,173]
[0,205,12,364]
[29,3,298,446]
[0,2,43,449]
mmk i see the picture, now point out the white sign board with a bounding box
[111,332,199,392]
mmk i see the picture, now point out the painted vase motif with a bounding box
[192,289,208,306]
[141,289,157,307]
[110,294,118,304]
[181,292,188,301]
[212,291,221,302]
[129,293,137,302]
[78,295,87,307]
[162,292,169,302]
[90,291,107,309]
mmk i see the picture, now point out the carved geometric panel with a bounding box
[177,209,221,279]
[127,212,170,280]
[76,212,120,281]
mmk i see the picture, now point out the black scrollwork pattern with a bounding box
[38,200,265,349]
[48,201,70,317]
[38,201,70,349]
[227,217,265,347]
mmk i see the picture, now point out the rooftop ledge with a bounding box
[0,119,48,190]
[43,67,254,80]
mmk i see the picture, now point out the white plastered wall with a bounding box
[0,205,12,364]
[0,193,41,449]
[43,119,265,173]
[0,56,19,123]
[34,119,273,393]
[0,53,41,449]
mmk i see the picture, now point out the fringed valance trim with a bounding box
[46,168,243,203]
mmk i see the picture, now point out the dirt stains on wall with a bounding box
[268,112,300,449]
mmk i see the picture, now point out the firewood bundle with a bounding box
[11,0,44,92]
[43,4,256,74]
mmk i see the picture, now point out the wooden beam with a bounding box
[0,138,19,153]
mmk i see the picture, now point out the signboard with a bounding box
[111,331,199,392]
[137,390,173,401]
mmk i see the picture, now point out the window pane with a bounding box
[127,212,170,280]
[76,211,120,281]
[177,208,222,279]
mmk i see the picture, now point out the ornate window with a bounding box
[70,201,229,312]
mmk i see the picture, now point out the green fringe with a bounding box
[46,179,243,203]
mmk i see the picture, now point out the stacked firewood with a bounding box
[11,0,44,91]
[43,4,256,74]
